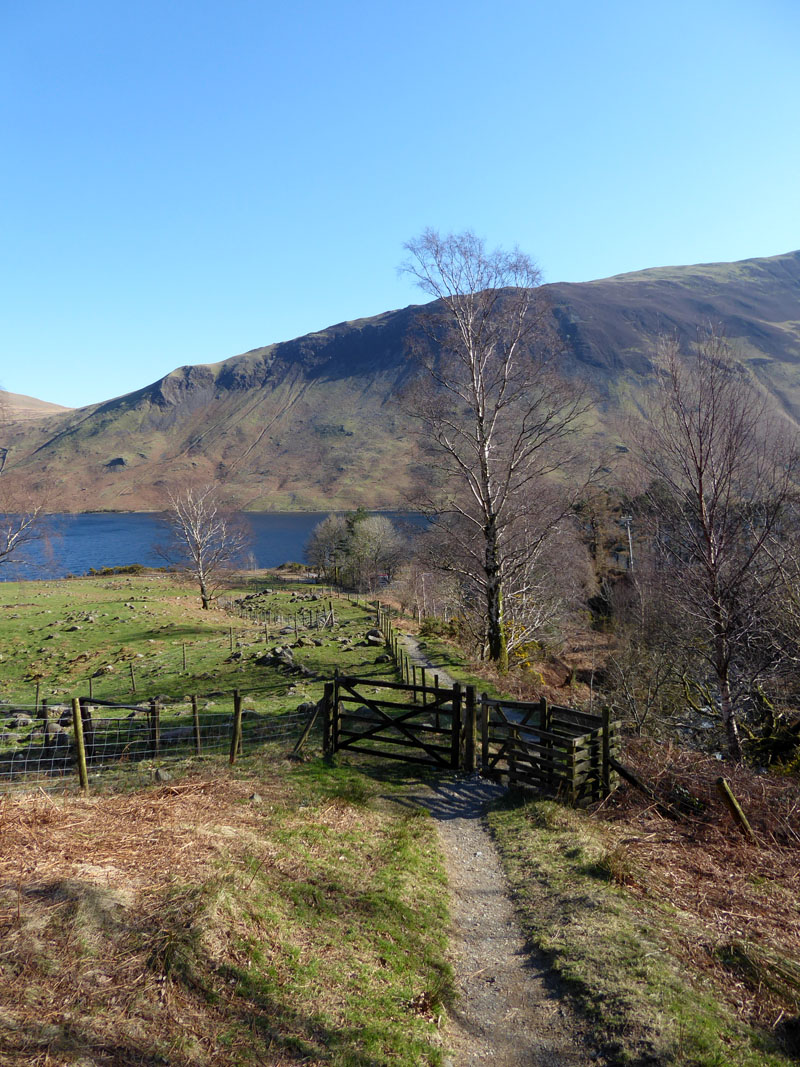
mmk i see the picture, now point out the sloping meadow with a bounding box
[0,758,452,1066]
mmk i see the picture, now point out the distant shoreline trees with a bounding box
[305,510,405,592]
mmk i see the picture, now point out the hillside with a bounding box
[1,391,72,422]
[2,250,799,512]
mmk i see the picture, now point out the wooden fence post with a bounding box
[129,662,136,692]
[79,698,95,762]
[464,686,476,772]
[450,683,462,769]
[191,694,202,756]
[601,706,611,796]
[508,723,518,788]
[229,690,243,765]
[541,697,553,792]
[149,698,160,758]
[568,738,579,805]
[72,697,89,794]
[481,693,490,776]
[332,670,341,753]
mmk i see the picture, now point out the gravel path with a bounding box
[395,635,601,1067]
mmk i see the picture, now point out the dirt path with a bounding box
[395,635,602,1066]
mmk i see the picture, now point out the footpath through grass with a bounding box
[393,622,800,1066]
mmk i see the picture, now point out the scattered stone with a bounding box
[154,768,172,783]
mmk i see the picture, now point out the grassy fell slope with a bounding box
[3,250,800,511]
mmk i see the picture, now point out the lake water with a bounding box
[2,511,421,581]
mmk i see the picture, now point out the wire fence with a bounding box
[0,694,316,794]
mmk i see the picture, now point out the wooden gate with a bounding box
[325,673,462,769]
[480,696,620,805]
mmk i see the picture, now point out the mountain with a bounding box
[2,392,73,422]
[3,250,799,512]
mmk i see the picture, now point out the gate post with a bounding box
[450,683,462,769]
[601,706,611,796]
[332,670,341,754]
[480,693,490,776]
[464,686,477,772]
[322,684,331,754]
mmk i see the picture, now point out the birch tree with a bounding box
[163,485,249,609]
[401,228,586,669]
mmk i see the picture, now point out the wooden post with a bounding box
[508,723,518,788]
[412,664,417,701]
[229,627,234,651]
[420,666,427,705]
[88,675,93,701]
[464,686,476,772]
[191,695,202,756]
[450,683,462,769]
[601,706,611,796]
[182,642,187,672]
[716,777,758,843]
[322,682,332,754]
[332,670,341,753]
[129,662,136,692]
[35,682,40,713]
[79,698,95,762]
[72,697,89,794]
[149,698,160,757]
[568,738,579,805]
[541,697,553,791]
[229,690,243,765]
[481,693,490,776]
[294,689,327,755]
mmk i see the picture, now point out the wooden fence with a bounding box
[322,669,620,804]
[481,696,620,805]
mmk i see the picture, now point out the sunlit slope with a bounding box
[3,250,799,511]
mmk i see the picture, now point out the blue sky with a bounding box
[2,0,799,408]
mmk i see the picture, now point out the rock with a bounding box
[249,792,263,804]
[154,768,172,783]
[375,653,392,664]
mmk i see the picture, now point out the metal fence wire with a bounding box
[0,695,314,793]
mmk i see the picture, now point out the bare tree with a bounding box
[400,228,587,669]
[638,327,800,760]
[0,493,44,571]
[162,485,250,609]
[0,391,46,573]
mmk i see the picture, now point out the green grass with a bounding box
[488,795,797,1066]
[0,574,396,789]
[0,573,389,707]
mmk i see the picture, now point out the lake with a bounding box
[2,511,422,581]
